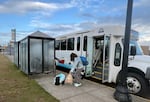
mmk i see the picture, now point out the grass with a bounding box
[0,54,59,102]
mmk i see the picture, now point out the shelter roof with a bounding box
[29,31,50,38]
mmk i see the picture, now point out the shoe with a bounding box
[74,83,82,87]
[91,72,95,75]
[81,72,84,75]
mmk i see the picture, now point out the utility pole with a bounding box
[114,0,133,102]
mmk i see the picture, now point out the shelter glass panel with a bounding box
[30,39,42,73]
[43,40,54,72]
[14,42,18,66]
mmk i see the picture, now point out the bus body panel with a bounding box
[128,55,150,73]
[55,25,150,85]
[107,35,123,83]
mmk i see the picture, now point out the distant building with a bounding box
[6,29,16,55]
[10,29,16,47]
[11,29,16,42]
[141,46,150,55]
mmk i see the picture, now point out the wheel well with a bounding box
[128,67,150,85]
[128,67,145,77]
[116,67,146,84]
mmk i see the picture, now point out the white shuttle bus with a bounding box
[55,25,150,95]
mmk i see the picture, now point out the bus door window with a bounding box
[102,36,110,82]
[95,39,102,49]
[114,43,122,66]
[94,38,104,65]
[103,36,110,65]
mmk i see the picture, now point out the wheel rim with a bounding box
[127,77,141,94]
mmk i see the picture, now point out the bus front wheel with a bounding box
[127,72,148,95]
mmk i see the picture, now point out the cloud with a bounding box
[133,0,150,24]
[139,33,150,46]
[1,0,150,45]
[29,19,105,37]
[30,19,51,29]
[0,0,73,15]
[77,0,150,44]
[76,0,127,26]
[29,19,81,36]
[134,0,149,8]
[70,0,104,11]
[131,0,150,44]
[76,0,150,34]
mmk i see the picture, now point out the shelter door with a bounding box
[85,36,93,77]
[102,35,110,82]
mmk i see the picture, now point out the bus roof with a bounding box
[55,25,139,40]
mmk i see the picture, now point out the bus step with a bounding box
[92,71,102,80]
[97,63,103,66]
[93,67,102,72]
[94,71,102,74]
[91,76,102,80]
[96,66,103,69]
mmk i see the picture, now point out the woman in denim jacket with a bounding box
[70,53,84,87]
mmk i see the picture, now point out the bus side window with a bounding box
[83,36,87,51]
[77,37,80,51]
[55,40,60,50]
[61,40,66,50]
[67,38,74,50]
[114,43,122,66]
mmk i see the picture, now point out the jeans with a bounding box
[71,68,84,83]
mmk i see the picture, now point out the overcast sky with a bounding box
[0,0,150,45]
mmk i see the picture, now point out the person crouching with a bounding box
[70,53,84,87]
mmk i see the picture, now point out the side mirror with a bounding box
[130,46,136,56]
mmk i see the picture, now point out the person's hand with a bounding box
[69,71,72,74]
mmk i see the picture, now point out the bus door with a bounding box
[102,35,110,83]
[85,36,93,77]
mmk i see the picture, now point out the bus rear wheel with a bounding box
[127,72,148,95]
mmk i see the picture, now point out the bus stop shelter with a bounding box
[14,31,55,75]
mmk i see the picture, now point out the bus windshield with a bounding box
[129,40,143,55]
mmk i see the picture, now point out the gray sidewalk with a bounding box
[34,72,149,102]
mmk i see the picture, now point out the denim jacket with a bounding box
[70,57,84,73]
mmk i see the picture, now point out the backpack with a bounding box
[54,73,65,85]
[80,56,89,66]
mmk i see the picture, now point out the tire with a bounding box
[127,72,148,95]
